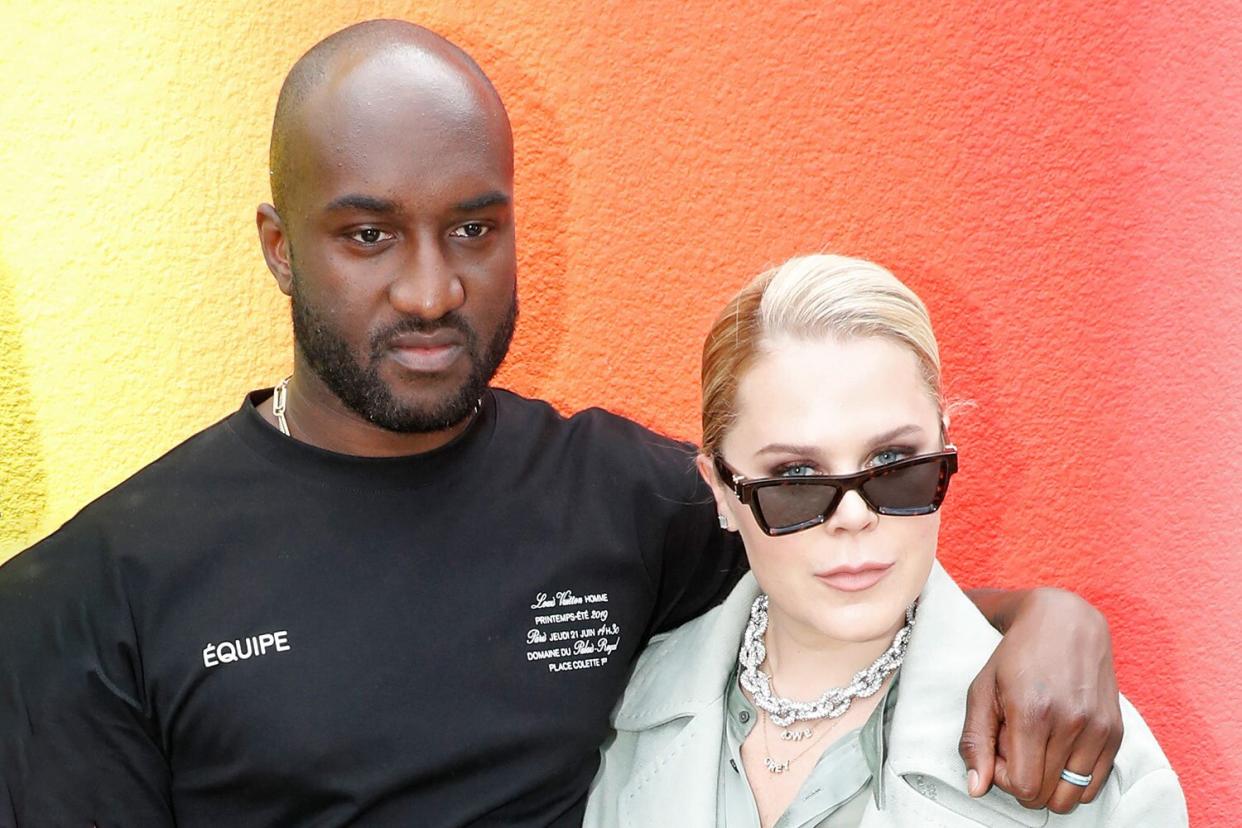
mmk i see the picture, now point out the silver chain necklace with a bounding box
[270,376,482,439]
[273,376,293,436]
[738,594,915,728]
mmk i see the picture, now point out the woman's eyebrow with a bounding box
[866,424,926,447]
[754,442,822,458]
[754,424,927,458]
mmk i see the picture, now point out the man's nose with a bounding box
[388,239,466,319]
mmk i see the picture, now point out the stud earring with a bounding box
[718,514,729,530]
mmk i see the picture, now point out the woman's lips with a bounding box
[814,562,894,592]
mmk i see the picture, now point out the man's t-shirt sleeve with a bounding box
[641,441,749,637]
[0,525,175,826]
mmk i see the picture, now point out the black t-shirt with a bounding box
[0,388,746,827]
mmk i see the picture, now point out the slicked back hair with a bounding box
[700,254,943,458]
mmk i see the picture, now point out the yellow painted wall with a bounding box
[2,2,292,551]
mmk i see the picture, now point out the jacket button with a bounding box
[908,774,939,801]
[739,711,751,723]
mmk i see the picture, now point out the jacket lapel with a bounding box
[616,706,727,828]
[880,561,1048,828]
[611,574,760,732]
[610,575,761,827]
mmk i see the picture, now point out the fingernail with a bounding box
[967,769,980,796]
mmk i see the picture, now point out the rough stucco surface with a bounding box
[1,1,1238,822]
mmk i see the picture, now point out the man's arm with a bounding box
[0,532,175,825]
[640,439,749,638]
[962,586,1123,815]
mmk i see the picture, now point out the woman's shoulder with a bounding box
[1100,694,1187,823]
[888,562,1186,825]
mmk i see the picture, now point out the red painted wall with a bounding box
[484,5,1241,823]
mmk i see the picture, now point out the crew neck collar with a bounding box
[226,387,498,490]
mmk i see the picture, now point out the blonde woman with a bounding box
[585,255,1185,827]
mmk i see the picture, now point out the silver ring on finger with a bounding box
[1059,768,1093,787]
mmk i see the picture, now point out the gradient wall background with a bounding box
[2,1,1238,823]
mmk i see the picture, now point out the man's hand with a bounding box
[960,587,1123,814]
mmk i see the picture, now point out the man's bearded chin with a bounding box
[289,275,517,433]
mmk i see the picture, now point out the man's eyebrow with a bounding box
[323,194,401,214]
[454,191,510,212]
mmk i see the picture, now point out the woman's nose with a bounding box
[828,488,878,533]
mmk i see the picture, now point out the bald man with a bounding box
[0,21,1123,826]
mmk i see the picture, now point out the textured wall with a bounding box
[2,1,1238,822]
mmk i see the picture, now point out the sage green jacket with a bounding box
[584,561,1187,827]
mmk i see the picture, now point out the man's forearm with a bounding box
[965,587,1031,633]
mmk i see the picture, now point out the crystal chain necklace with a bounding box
[738,594,915,728]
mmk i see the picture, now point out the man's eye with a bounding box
[775,463,818,478]
[449,222,489,239]
[348,228,393,245]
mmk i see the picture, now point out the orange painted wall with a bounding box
[2,2,1239,823]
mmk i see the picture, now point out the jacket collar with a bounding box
[883,559,1001,779]
[612,559,1047,826]
[612,561,994,736]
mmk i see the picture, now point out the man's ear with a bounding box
[695,453,739,532]
[257,203,294,296]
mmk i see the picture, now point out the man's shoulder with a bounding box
[492,387,694,461]
[491,388,703,506]
[75,409,247,520]
[1,408,249,580]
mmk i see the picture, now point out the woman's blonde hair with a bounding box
[701,254,943,457]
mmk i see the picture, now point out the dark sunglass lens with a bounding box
[755,483,839,530]
[863,459,944,514]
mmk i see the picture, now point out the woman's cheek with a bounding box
[892,516,940,603]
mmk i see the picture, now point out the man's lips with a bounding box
[387,330,465,349]
[384,331,466,373]
[814,561,894,592]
